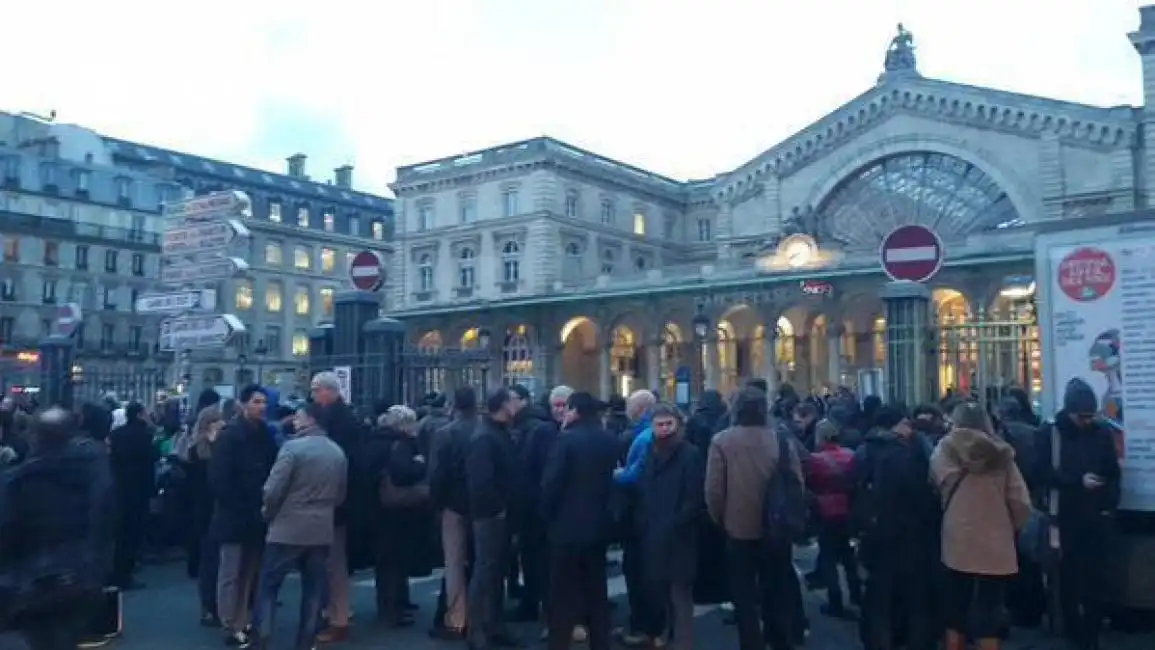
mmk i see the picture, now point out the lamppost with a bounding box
[692,307,711,398]
[253,339,269,385]
[477,327,492,394]
[236,353,248,388]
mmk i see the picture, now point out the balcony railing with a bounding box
[0,209,161,247]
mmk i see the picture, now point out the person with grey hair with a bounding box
[310,371,364,644]
[0,407,116,649]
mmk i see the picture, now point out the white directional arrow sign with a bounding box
[161,257,249,285]
[135,289,218,314]
[160,314,246,350]
[163,190,252,223]
[162,219,250,256]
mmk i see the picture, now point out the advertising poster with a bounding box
[333,366,352,405]
[1047,241,1155,511]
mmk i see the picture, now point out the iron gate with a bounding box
[310,347,491,414]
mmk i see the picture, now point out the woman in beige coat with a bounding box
[930,402,1032,650]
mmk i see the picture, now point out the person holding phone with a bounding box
[1036,378,1121,650]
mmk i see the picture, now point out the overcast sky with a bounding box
[3,0,1144,195]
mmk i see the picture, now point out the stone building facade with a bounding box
[388,12,1155,401]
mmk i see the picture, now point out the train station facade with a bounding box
[384,15,1155,402]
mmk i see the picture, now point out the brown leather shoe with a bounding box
[315,626,350,644]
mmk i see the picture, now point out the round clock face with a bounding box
[784,240,814,267]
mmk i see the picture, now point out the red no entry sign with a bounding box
[348,250,385,292]
[880,225,944,283]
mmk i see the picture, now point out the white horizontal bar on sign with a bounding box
[885,246,937,263]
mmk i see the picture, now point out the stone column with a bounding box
[881,281,934,407]
[39,335,75,409]
[827,324,844,388]
[704,335,721,390]
[550,344,565,388]
[761,329,778,398]
[646,339,661,390]
[599,342,612,399]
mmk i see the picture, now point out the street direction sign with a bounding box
[348,250,385,291]
[159,314,245,350]
[163,190,252,223]
[135,289,217,314]
[162,257,249,285]
[162,219,250,256]
[880,224,944,283]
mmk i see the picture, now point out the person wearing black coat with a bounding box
[634,403,704,649]
[684,390,729,607]
[465,388,522,650]
[208,385,276,646]
[108,402,159,590]
[0,407,116,650]
[1036,379,1121,650]
[540,392,619,650]
[511,384,560,622]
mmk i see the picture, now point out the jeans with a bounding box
[468,516,512,647]
[621,536,647,634]
[251,543,329,650]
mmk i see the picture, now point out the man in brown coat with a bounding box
[705,387,802,650]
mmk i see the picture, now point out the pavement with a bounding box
[0,550,1150,650]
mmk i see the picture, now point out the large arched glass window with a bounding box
[816,152,1021,249]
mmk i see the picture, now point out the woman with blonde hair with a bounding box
[930,401,1032,650]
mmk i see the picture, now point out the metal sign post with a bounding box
[158,191,252,393]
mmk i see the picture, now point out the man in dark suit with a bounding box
[539,392,620,650]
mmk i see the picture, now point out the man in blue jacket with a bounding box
[612,390,656,646]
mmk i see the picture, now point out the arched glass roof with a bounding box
[816,152,1022,250]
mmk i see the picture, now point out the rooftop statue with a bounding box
[884,23,918,73]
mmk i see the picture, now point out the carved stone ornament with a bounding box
[752,205,845,255]
[883,23,918,73]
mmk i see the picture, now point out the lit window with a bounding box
[371,220,384,240]
[502,189,519,217]
[633,212,646,236]
[320,287,334,317]
[266,282,283,312]
[600,200,614,225]
[235,279,253,310]
[321,248,336,273]
[269,202,282,222]
[265,242,282,265]
[293,246,311,270]
[297,206,310,228]
[291,331,309,357]
[323,211,335,232]
[294,286,310,316]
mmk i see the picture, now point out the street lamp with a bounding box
[236,353,248,387]
[477,328,492,393]
[692,307,711,397]
[253,339,269,385]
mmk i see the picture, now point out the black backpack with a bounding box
[763,432,807,544]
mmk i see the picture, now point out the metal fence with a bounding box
[70,367,171,407]
[310,347,491,414]
[938,314,1041,404]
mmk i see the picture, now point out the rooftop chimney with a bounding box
[334,164,353,188]
[287,153,307,178]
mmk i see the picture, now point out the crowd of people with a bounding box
[0,372,1125,650]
